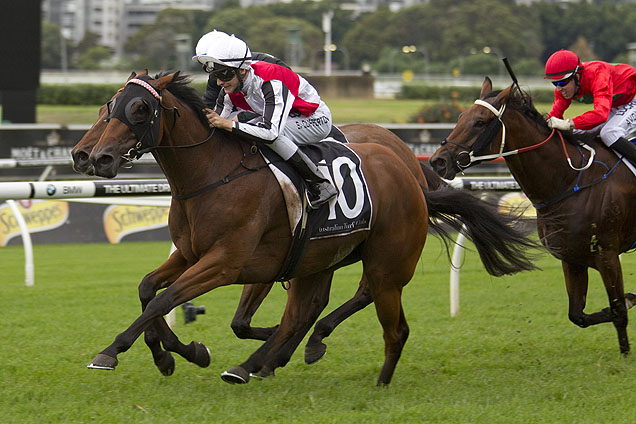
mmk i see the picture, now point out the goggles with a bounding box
[210,67,237,82]
[552,76,573,87]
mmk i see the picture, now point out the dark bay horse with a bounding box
[430,77,636,354]
[82,72,537,385]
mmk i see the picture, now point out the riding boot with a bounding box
[287,150,338,209]
[611,137,636,166]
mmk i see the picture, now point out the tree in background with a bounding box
[124,8,212,71]
[44,0,636,75]
[205,5,322,69]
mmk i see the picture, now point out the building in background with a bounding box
[41,0,218,57]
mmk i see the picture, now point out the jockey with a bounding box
[202,50,290,109]
[192,30,338,209]
[544,49,636,165]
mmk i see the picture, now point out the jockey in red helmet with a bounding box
[545,49,636,166]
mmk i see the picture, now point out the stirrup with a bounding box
[305,182,338,209]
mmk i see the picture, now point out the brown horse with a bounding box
[71,73,535,372]
[430,77,636,354]
[82,72,537,385]
[70,71,435,348]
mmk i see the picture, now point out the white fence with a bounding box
[0,176,525,318]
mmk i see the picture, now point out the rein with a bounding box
[172,144,271,201]
[451,97,623,209]
[448,99,596,170]
[115,77,272,201]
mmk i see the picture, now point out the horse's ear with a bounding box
[152,72,178,90]
[127,71,137,81]
[495,85,514,106]
[480,77,493,98]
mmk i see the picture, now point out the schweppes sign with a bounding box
[103,204,169,243]
[0,200,69,246]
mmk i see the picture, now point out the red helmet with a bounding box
[544,49,583,80]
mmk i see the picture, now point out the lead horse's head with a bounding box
[71,70,149,175]
[430,77,514,179]
[87,72,177,178]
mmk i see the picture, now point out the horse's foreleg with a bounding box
[305,273,373,364]
[259,272,334,374]
[222,271,333,384]
[231,283,276,340]
[88,256,237,371]
[138,250,188,376]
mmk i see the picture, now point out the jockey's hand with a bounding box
[546,116,574,131]
[203,108,233,131]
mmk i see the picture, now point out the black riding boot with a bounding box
[612,137,636,166]
[288,150,338,209]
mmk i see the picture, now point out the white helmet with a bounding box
[192,30,252,71]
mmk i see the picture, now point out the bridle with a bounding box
[104,74,268,201]
[440,98,595,172]
[106,76,215,165]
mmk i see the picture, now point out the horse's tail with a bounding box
[423,184,540,276]
[420,162,449,191]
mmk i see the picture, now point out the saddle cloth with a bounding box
[260,129,373,241]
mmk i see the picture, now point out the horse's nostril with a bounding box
[96,155,114,167]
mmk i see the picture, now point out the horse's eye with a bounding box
[474,120,486,128]
[125,98,150,124]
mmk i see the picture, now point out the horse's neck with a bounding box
[154,105,237,195]
[504,120,581,205]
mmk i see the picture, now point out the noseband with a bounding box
[440,98,595,172]
[439,100,507,171]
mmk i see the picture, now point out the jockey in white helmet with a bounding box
[193,31,338,209]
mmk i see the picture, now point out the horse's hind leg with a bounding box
[305,274,373,364]
[596,256,630,354]
[231,283,277,340]
[367,277,409,386]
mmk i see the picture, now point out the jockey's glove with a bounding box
[546,117,574,131]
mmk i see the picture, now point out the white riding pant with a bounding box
[575,96,636,147]
[269,101,332,160]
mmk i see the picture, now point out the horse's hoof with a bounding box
[221,366,250,384]
[305,341,327,364]
[258,366,275,379]
[192,342,211,368]
[626,293,636,309]
[155,352,175,376]
[87,353,118,370]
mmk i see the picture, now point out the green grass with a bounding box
[35,101,592,127]
[2,239,635,423]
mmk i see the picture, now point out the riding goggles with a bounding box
[552,76,573,87]
[210,67,237,82]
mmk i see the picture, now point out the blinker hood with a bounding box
[107,77,162,158]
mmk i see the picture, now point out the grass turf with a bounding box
[1,239,635,423]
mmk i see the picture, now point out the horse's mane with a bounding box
[487,87,581,146]
[154,72,209,127]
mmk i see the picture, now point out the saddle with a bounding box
[259,126,372,281]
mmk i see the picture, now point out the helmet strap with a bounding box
[236,68,246,92]
[573,73,581,96]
